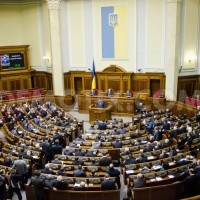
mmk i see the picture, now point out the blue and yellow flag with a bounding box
[91,60,96,90]
[101,6,128,59]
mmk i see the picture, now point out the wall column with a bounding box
[46,0,65,96]
[165,0,181,100]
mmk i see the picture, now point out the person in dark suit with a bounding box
[124,155,137,165]
[146,119,154,135]
[72,181,87,191]
[52,175,68,190]
[98,121,107,130]
[72,157,84,166]
[169,126,178,139]
[194,160,200,175]
[6,171,22,200]
[181,169,197,198]
[112,139,122,148]
[143,142,154,152]
[51,131,64,146]
[0,170,6,200]
[133,173,146,188]
[127,173,146,198]
[2,154,13,167]
[63,146,74,156]
[96,99,105,108]
[73,165,86,177]
[27,170,56,200]
[42,138,52,164]
[169,147,177,157]
[87,169,99,178]
[101,174,116,190]
[162,120,170,132]
[23,150,35,164]
[107,88,114,97]
[41,164,53,174]
[153,127,162,141]
[51,139,62,157]
[75,148,85,156]
[176,155,193,166]
[106,163,121,189]
[137,153,147,163]
[99,153,112,166]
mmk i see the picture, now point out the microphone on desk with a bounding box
[88,68,91,71]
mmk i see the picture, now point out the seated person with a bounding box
[96,99,105,108]
[107,88,114,97]
[52,175,69,190]
[72,181,87,191]
[101,174,116,190]
[126,90,133,97]
[90,89,98,96]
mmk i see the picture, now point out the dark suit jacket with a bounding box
[73,169,86,177]
[41,168,53,174]
[133,178,146,188]
[52,180,68,190]
[112,141,122,148]
[99,157,112,166]
[64,150,73,156]
[30,176,53,199]
[51,144,62,155]
[42,141,52,154]
[181,175,198,198]
[101,179,116,190]
[98,122,107,130]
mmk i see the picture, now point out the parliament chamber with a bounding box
[0,0,200,200]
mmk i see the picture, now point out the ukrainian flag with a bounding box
[91,60,96,90]
[101,6,128,59]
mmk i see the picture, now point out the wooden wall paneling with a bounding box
[97,75,106,92]
[150,79,160,96]
[132,79,148,92]
[107,77,121,93]
[84,76,92,90]
[177,75,199,102]
[47,75,53,91]
[74,77,83,94]
[2,80,7,90]
[23,79,28,89]
[64,74,71,91]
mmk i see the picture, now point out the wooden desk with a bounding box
[89,104,113,122]
[78,95,135,116]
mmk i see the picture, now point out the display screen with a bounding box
[0,52,25,70]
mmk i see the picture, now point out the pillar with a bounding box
[46,0,65,96]
[165,0,182,100]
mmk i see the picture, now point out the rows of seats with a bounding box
[0,88,45,100]
[1,95,200,200]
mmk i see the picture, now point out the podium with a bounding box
[89,104,113,122]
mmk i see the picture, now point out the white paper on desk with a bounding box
[152,165,162,170]
[77,144,80,147]
[169,162,175,166]
[126,137,131,139]
[168,175,174,179]
[33,156,38,159]
[126,170,134,174]
[156,177,162,181]
[147,156,154,160]
[74,183,80,187]
[89,183,93,186]
[141,141,147,144]
[150,179,156,182]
